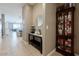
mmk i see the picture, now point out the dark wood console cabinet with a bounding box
[28,33,42,54]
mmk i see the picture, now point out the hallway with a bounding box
[0,32,41,56]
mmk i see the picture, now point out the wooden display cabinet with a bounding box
[56,4,75,56]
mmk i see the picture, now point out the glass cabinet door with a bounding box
[57,13,64,35]
[57,12,64,50]
[64,11,72,53]
[64,11,72,36]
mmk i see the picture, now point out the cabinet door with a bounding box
[64,11,73,53]
[64,11,72,36]
[57,12,65,50]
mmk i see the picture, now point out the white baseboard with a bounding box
[47,49,56,56]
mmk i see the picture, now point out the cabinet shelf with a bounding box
[30,40,41,47]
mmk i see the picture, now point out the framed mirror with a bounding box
[35,15,43,35]
[37,15,43,27]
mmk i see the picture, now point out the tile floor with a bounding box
[0,32,62,56]
[0,32,41,56]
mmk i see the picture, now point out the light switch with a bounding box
[46,25,48,30]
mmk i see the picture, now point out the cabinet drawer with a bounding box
[34,36,42,42]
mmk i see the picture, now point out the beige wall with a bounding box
[22,3,44,42]
[43,3,56,55]
[22,3,57,55]
[32,4,45,55]
[74,4,79,54]
[22,4,33,42]
[33,3,43,25]
[32,3,44,35]
[32,3,56,55]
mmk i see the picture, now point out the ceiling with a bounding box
[0,3,25,7]
[27,3,37,6]
[0,3,23,23]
